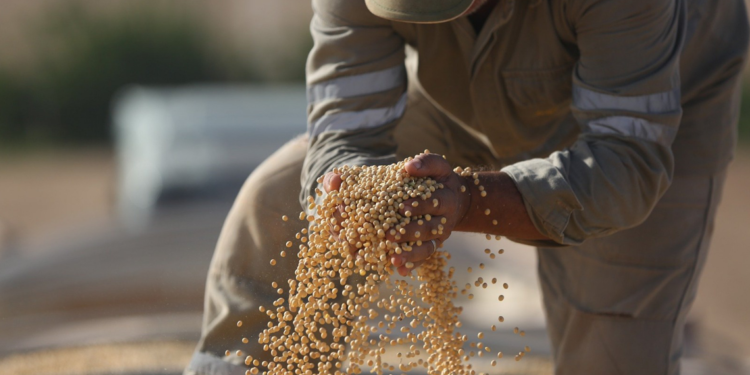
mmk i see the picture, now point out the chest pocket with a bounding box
[501,64,574,125]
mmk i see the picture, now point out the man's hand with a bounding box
[387,154,471,276]
[322,171,345,237]
[322,172,342,193]
[321,155,471,276]
[321,153,548,276]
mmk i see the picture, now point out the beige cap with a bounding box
[364,0,474,23]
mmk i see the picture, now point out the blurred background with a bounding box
[0,1,748,374]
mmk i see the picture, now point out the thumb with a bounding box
[323,172,342,192]
[404,153,452,179]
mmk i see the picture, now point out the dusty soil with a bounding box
[0,340,195,375]
[692,147,750,364]
[0,148,115,252]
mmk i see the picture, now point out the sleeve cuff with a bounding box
[501,159,583,245]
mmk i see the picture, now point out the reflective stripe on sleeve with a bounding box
[307,65,406,104]
[574,85,680,114]
[308,92,408,137]
[586,116,677,146]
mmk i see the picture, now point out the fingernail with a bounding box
[411,160,422,169]
[391,256,402,267]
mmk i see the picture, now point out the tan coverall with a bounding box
[185,0,749,374]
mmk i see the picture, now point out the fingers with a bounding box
[400,189,455,217]
[391,239,440,277]
[323,172,342,192]
[404,153,453,180]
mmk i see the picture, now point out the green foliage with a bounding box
[26,4,246,144]
[739,84,750,144]
[0,73,27,140]
[0,2,311,147]
[271,34,314,83]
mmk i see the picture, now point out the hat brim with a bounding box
[365,0,475,24]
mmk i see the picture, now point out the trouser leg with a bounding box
[538,171,727,375]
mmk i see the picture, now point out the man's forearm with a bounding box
[454,172,549,241]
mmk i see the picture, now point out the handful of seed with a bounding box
[241,154,524,375]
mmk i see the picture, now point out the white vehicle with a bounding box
[113,85,307,229]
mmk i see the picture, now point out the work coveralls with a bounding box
[185,0,749,374]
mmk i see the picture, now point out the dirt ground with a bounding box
[0,148,115,253]
[691,147,750,365]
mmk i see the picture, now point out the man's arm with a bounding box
[498,0,686,245]
[453,171,547,240]
[302,0,407,208]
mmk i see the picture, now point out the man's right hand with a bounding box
[322,171,346,244]
[322,171,342,193]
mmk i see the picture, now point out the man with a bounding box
[185,0,749,374]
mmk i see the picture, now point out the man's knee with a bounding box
[539,173,722,374]
[237,136,308,218]
[208,136,307,281]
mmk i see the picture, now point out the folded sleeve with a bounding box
[502,0,686,245]
[300,0,407,208]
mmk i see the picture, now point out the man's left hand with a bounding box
[387,153,471,276]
